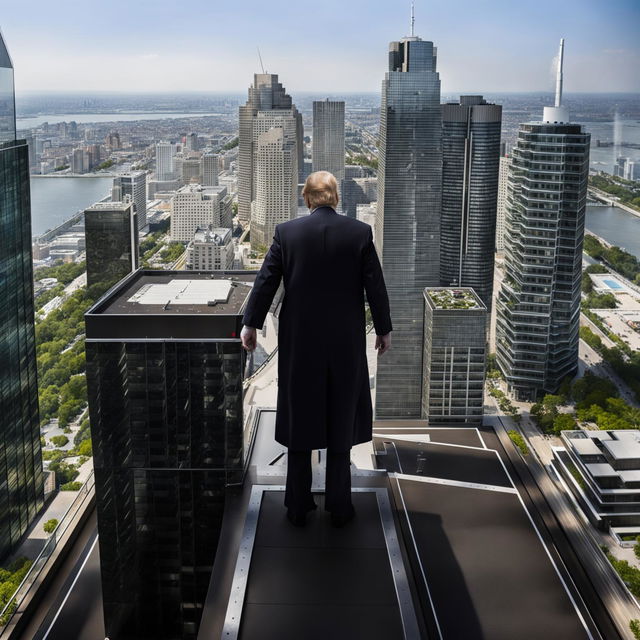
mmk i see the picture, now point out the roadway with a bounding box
[485,410,640,639]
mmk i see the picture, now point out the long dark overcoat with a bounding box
[241,205,393,451]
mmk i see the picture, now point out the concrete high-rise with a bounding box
[170,184,232,243]
[495,155,512,252]
[84,202,139,296]
[237,74,303,225]
[250,114,298,250]
[112,170,147,230]
[312,99,345,209]
[495,39,590,401]
[374,31,443,419]
[440,96,502,314]
[156,140,177,181]
[200,151,219,186]
[84,270,256,639]
[422,288,487,426]
[0,31,44,559]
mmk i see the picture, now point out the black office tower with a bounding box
[84,201,138,297]
[84,270,257,639]
[0,30,44,561]
[440,96,502,314]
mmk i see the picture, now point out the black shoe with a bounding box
[330,504,355,528]
[286,502,317,527]
[286,509,307,527]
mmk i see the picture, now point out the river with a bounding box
[27,180,640,259]
[585,205,640,259]
[17,112,225,129]
[29,177,112,237]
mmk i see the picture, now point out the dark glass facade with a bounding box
[85,271,250,639]
[440,96,502,314]
[0,32,44,560]
[495,121,590,400]
[84,202,138,297]
[375,36,442,419]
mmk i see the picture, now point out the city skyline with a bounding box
[2,0,639,94]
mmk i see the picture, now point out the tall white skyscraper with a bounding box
[495,155,512,252]
[170,184,232,242]
[495,39,590,401]
[156,141,177,181]
[312,99,345,210]
[250,125,298,250]
[237,74,303,225]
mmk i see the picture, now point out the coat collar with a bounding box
[310,205,337,215]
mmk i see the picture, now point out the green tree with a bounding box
[553,413,577,435]
[50,435,69,447]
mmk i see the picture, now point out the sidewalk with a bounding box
[3,457,94,568]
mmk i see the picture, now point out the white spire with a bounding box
[555,37,564,108]
[543,38,569,124]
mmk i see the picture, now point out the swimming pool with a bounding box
[603,278,623,290]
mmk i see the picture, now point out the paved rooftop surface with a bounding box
[95,271,256,316]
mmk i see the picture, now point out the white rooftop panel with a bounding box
[618,470,640,483]
[585,463,618,477]
[603,439,640,460]
[128,279,233,306]
[571,439,602,456]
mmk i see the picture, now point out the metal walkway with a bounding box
[222,486,421,640]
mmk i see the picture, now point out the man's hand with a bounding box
[241,325,257,351]
[375,332,391,355]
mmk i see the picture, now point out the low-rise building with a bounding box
[186,226,234,271]
[554,429,640,535]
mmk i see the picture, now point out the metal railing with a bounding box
[0,470,95,631]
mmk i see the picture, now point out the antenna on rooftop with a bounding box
[257,47,266,74]
[555,38,564,108]
[410,1,415,37]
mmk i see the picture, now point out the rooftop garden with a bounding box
[428,288,481,310]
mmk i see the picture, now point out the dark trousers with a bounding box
[284,448,352,516]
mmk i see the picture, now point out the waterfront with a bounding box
[29,176,112,237]
[17,112,225,129]
[586,205,640,259]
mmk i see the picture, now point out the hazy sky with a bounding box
[2,0,639,94]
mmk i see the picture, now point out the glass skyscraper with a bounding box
[495,70,590,401]
[0,30,44,560]
[374,34,442,419]
[85,270,256,639]
[312,99,345,210]
[440,96,502,315]
[84,201,139,297]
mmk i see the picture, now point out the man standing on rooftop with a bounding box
[241,171,392,527]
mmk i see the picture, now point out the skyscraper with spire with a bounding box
[237,74,303,228]
[0,30,44,559]
[495,39,590,401]
[374,9,443,419]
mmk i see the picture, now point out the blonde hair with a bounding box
[302,171,339,209]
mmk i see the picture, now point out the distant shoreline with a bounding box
[31,173,117,179]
